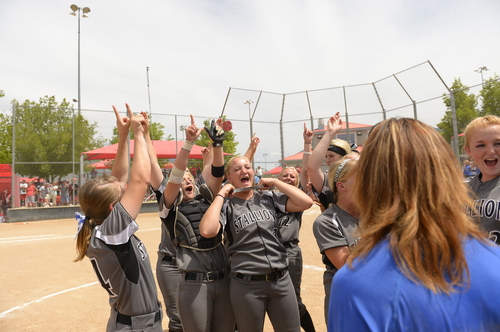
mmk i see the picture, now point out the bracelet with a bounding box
[303,151,312,155]
[304,142,312,145]
[182,140,195,152]
[216,194,225,199]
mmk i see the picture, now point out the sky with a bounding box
[1,0,499,170]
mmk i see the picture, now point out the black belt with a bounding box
[185,269,226,282]
[116,310,161,326]
[162,255,175,262]
[235,268,287,282]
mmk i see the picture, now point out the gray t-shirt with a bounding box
[86,202,160,316]
[468,174,500,244]
[220,190,289,275]
[313,204,360,272]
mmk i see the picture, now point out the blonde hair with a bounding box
[327,157,356,204]
[74,174,121,262]
[328,138,352,156]
[464,115,500,149]
[225,156,253,185]
[277,167,300,187]
[349,117,486,293]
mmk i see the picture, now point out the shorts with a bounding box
[26,196,35,204]
[20,194,26,200]
[61,196,70,203]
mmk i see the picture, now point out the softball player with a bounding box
[464,115,500,244]
[159,117,234,332]
[200,156,313,332]
[143,119,183,332]
[312,158,360,326]
[276,166,316,332]
[307,112,351,211]
[74,104,162,332]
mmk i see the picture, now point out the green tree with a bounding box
[479,75,500,116]
[195,117,239,162]
[11,96,106,179]
[437,78,478,144]
[0,113,12,164]
[109,121,172,144]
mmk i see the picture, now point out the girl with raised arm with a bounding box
[75,104,162,332]
[158,117,234,332]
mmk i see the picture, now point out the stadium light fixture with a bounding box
[69,4,91,116]
[475,66,488,88]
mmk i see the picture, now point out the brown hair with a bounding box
[349,117,486,293]
[74,174,121,262]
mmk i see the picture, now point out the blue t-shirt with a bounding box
[329,238,500,332]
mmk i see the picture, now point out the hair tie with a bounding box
[74,212,88,239]
[334,159,350,184]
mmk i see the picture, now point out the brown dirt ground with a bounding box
[0,205,327,332]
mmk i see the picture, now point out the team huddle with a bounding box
[74,104,500,332]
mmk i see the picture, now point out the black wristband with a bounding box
[211,165,225,178]
[216,194,225,199]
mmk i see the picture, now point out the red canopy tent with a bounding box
[264,166,283,175]
[90,159,114,169]
[82,140,215,160]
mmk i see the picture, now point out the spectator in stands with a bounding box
[1,189,11,222]
[26,181,37,208]
[20,179,28,206]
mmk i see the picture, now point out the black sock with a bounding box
[300,309,316,332]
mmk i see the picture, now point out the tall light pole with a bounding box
[263,153,268,172]
[475,66,489,88]
[180,125,187,141]
[244,100,255,169]
[70,4,91,116]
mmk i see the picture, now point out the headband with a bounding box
[334,159,351,184]
[327,145,347,156]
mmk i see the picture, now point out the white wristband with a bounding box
[303,151,312,155]
[168,165,184,184]
[182,140,194,152]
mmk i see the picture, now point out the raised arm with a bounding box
[244,133,260,163]
[111,105,132,183]
[307,112,342,192]
[118,105,150,219]
[300,122,314,191]
[141,112,163,190]
[200,144,213,185]
[199,183,234,238]
[163,115,203,208]
[259,177,313,212]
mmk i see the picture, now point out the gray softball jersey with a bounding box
[311,174,334,210]
[220,190,289,275]
[278,211,302,244]
[154,181,177,260]
[313,204,360,272]
[86,202,161,317]
[469,174,500,244]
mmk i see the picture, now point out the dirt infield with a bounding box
[0,205,327,332]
